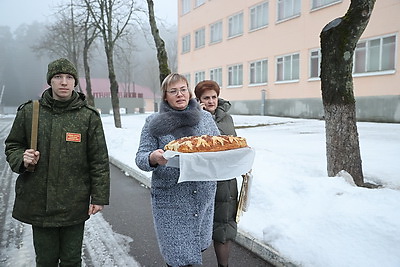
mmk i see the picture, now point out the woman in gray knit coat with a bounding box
[135,73,220,267]
[195,80,239,267]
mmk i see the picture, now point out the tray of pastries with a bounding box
[164,135,248,153]
[163,135,255,183]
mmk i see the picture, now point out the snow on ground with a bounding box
[102,114,400,267]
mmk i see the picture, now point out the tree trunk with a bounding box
[105,45,122,128]
[83,45,95,107]
[320,0,375,187]
[147,0,171,85]
[82,10,98,107]
[84,0,132,128]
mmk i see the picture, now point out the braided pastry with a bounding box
[164,135,248,153]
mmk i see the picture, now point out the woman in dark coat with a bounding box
[135,73,220,267]
[195,80,239,267]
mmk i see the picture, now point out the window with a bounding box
[210,67,223,86]
[276,53,299,81]
[210,21,223,44]
[309,49,321,78]
[183,73,191,85]
[182,34,191,53]
[195,28,205,49]
[228,12,244,38]
[195,71,205,85]
[195,0,205,8]
[228,64,243,86]
[354,35,396,74]
[277,0,301,21]
[182,0,191,15]
[250,59,268,84]
[311,0,340,10]
[250,2,269,31]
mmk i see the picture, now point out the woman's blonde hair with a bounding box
[161,73,193,99]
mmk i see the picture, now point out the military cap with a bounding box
[46,58,78,87]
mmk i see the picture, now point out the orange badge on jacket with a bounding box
[66,132,81,142]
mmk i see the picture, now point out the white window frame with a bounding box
[195,0,205,8]
[195,27,206,49]
[353,34,396,76]
[195,71,205,85]
[228,64,243,87]
[182,33,190,54]
[311,0,341,10]
[276,53,300,82]
[183,73,191,86]
[249,59,268,84]
[182,34,191,54]
[228,12,244,38]
[277,0,301,22]
[210,67,223,87]
[250,1,269,31]
[182,0,191,15]
[210,20,223,44]
[309,48,321,79]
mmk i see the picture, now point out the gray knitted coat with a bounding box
[135,99,220,267]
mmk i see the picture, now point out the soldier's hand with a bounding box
[23,149,40,168]
[88,204,104,215]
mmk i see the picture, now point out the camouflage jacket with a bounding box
[5,88,110,227]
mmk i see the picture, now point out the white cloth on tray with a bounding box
[163,147,255,183]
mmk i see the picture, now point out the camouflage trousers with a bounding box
[32,222,85,267]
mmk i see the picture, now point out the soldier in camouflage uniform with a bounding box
[5,58,110,267]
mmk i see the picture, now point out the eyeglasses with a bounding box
[166,88,189,95]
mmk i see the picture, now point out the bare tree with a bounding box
[80,0,100,107]
[32,14,83,63]
[31,3,85,94]
[84,0,136,128]
[141,59,162,111]
[115,31,137,94]
[320,0,377,187]
[69,0,79,77]
[146,0,171,85]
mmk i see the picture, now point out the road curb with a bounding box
[109,157,296,267]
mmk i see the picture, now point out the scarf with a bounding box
[149,98,202,139]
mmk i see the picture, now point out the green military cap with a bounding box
[46,58,78,87]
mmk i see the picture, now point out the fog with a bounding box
[0,0,177,110]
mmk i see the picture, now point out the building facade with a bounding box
[177,0,400,122]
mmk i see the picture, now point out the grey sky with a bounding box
[0,0,177,31]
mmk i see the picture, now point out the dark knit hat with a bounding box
[47,58,78,87]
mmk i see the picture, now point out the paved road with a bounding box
[103,164,273,267]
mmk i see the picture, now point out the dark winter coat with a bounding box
[135,99,220,267]
[5,88,110,227]
[212,98,239,243]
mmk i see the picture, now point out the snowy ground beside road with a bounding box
[102,114,400,267]
[0,200,139,267]
[2,113,399,267]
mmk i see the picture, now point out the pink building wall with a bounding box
[177,0,399,121]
